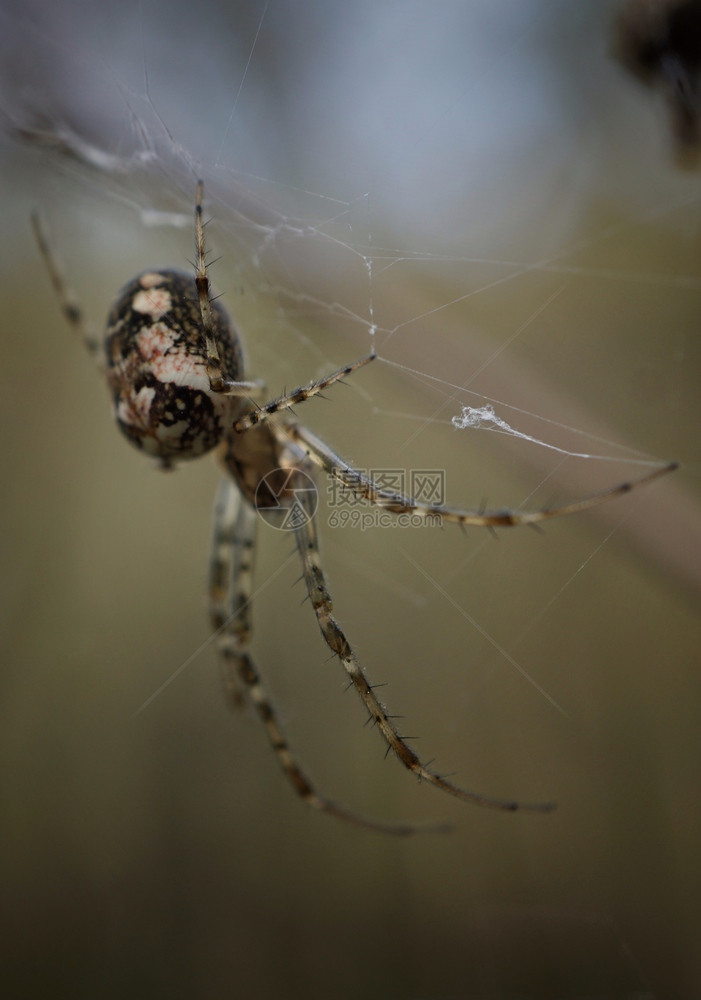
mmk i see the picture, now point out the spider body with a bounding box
[32,183,676,835]
[105,269,243,466]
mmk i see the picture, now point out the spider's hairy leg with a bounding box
[285,423,678,528]
[31,212,102,364]
[208,476,251,708]
[193,180,265,399]
[210,478,434,836]
[291,479,555,814]
[234,353,376,432]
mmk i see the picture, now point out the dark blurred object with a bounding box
[615,0,701,164]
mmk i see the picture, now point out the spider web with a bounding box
[1,1,700,996]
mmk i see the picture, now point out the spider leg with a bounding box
[209,476,436,835]
[291,477,555,813]
[31,212,103,365]
[208,476,251,708]
[233,353,376,432]
[284,423,677,528]
[193,180,265,399]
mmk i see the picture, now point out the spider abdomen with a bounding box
[105,269,243,465]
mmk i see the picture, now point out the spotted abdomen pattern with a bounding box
[105,270,243,465]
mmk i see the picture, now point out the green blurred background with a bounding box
[1,2,700,997]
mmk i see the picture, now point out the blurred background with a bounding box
[1,1,700,997]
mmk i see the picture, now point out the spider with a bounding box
[32,182,677,835]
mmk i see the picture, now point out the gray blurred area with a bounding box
[1,1,700,997]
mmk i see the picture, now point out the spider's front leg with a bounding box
[195,182,377,412]
[232,353,376,432]
[285,423,678,529]
[193,182,267,401]
[31,212,102,365]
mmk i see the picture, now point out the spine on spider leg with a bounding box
[193,180,227,391]
[292,485,555,814]
[233,354,376,433]
[229,629,438,836]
